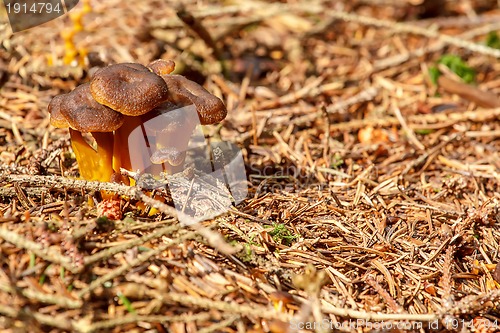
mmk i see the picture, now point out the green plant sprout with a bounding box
[117,292,136,314]
[429,54,476,85]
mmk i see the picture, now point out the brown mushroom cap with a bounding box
[57,83,124,132]
[90,63,169,116]
[48,95,70,128]
[142,102,199,133]
[160,74,227,125]
[147,59,176,76]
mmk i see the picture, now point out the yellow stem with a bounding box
[70,129,114,182]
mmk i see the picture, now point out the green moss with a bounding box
[267,223,298,246]
[330,152,344,169]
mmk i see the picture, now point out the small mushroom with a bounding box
[160,74,227,125]
[48,83,123,182]
[147,59,176,76]
[90,63,169,116]
[57,83,124,132]
[47,95,69,128]
[126,71,228,172]
[142,103,199,172]
[48,59,228,186]
[138,75,228,171]
[88,63,166,174]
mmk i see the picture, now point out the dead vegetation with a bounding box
[0,0,500,332]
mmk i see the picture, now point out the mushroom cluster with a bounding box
[48,59,227,183]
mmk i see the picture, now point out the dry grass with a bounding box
[1,0,500,332]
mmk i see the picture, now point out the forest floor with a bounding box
[0,0,500,332]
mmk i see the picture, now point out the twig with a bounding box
[0,304,17,317]
[320,300,437,321]
[0,227,80,273]
[74,313,214,333]
[373,21,500,71]
[136,191,236,255]
[393,105,425,151]
[0,281,82,308]
[324,10,500,58]
[83,224,180,266]
[365,274,403,313]
[198,315,240,333]
[77,230,198,298]
[0,174,137,195]
[370,260,398,299]
[448,289,500,315]
[465,130,500,138]
[440,245,455,311]
[293,86,379,125]
[176,6,228,75]
[414,14,500,28]
[1,174,236,255]
[0,306,74,331]
[329,108,500,132]
[438,75,500,108]
[256,76,328,110]
[400,133,461,176]
[162,292,291,321]
[229,207,274,225]
[422,237,452,266]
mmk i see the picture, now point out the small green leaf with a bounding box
[486,31,500,49]
[117,292,136,314]
[437,55,475,84]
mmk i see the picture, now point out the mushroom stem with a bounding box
[113,116,164,179]
[69,129,114,182]
[114,116,144,173]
